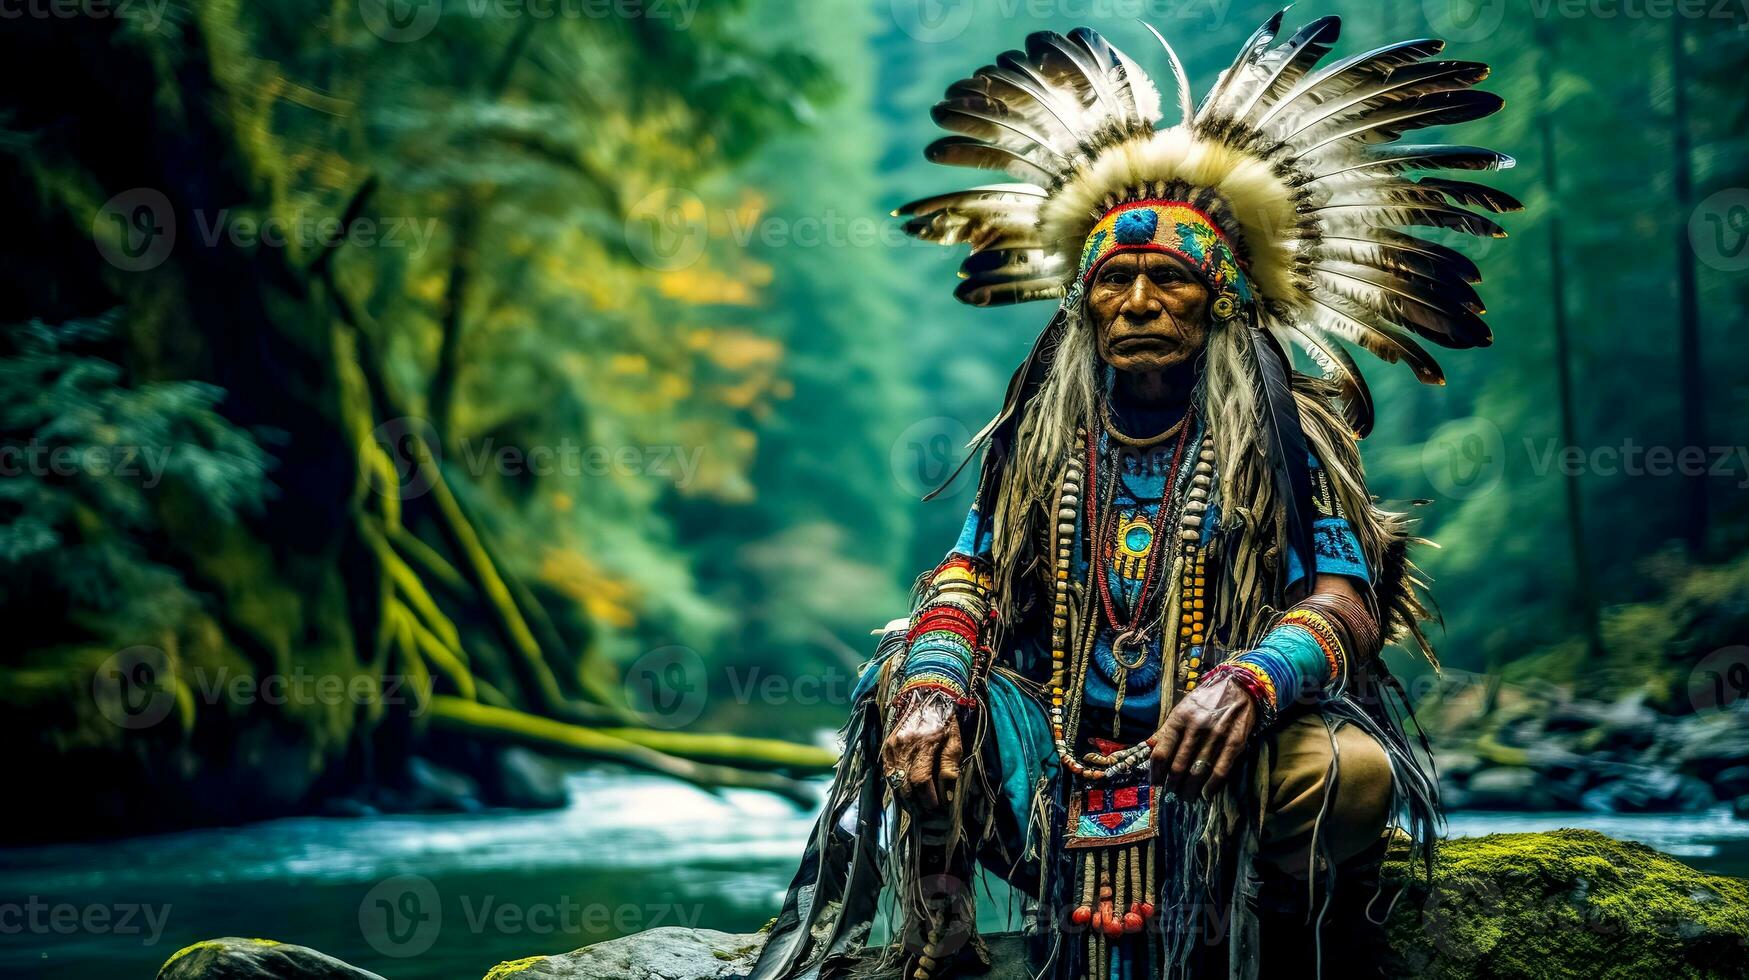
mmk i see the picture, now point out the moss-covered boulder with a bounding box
[1379,830,1749,978]
[157,938,385,980]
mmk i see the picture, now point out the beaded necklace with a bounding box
[1085,414,1191,669]
[1049,419,1213,781]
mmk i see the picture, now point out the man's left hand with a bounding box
[1148,674,1259,801]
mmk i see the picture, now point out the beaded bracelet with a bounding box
[1200,662,1279,728]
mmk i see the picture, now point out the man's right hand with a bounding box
[880,691,963,810]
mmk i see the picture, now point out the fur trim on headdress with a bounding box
[1039,128,1299,305]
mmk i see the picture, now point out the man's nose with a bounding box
[1119,276,1162,320]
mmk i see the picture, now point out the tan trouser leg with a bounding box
[1256,713,1394,878]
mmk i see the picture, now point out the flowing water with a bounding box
[6,770,1747,980]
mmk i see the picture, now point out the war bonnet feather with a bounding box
[895,9,1519,439]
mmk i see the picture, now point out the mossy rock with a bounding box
[1379,829,1749,979]
[157,937,385,980]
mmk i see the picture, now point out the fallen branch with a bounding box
[427,697,822,805]
[592,727,838,774]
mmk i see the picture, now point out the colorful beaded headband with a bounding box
[1075,200,1255,322]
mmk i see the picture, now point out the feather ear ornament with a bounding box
[896,10,1517,437]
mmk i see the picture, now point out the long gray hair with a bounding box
[985,298,1431,655]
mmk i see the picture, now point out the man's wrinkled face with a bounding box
[1087,251,1212,375]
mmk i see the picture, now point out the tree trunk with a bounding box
[1670,15,1708,555]
[1535,23,1604,658]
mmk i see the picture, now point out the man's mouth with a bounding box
[1110,336,1174,352]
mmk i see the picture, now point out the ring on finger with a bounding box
[1189,758,1211,777]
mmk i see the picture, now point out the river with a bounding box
[6,770,1747,980]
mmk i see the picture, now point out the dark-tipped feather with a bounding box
[1282,322,1374,436]
[1415,177,1524,213]
[1251,324,1318,586]
[1227,15,1343,123]
[1302,290,1448,383]
[1301,144,1515,184]
[1258,37,1448,126]
[1274,60,1491,142]
[924,136,1056,183]
[1295,90,1505,155]
[1312,262,1492,347]
[1199,8,1286,117]
[1313,200,1509,239]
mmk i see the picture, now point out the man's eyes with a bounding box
[1100,271,1183,286]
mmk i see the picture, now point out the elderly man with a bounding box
[749,13,1514,980]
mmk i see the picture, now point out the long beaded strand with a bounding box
[1050,428,1210,781]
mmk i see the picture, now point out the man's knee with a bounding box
[1258,714,1393,877]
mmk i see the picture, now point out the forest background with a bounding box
[4,0,1749,839]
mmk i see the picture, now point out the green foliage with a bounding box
[0,311,268,635]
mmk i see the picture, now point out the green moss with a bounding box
[158,937,282,975]
[481,955,544,980]
[1383,830,1749,979]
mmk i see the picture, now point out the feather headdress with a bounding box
[896,12,1518,438]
